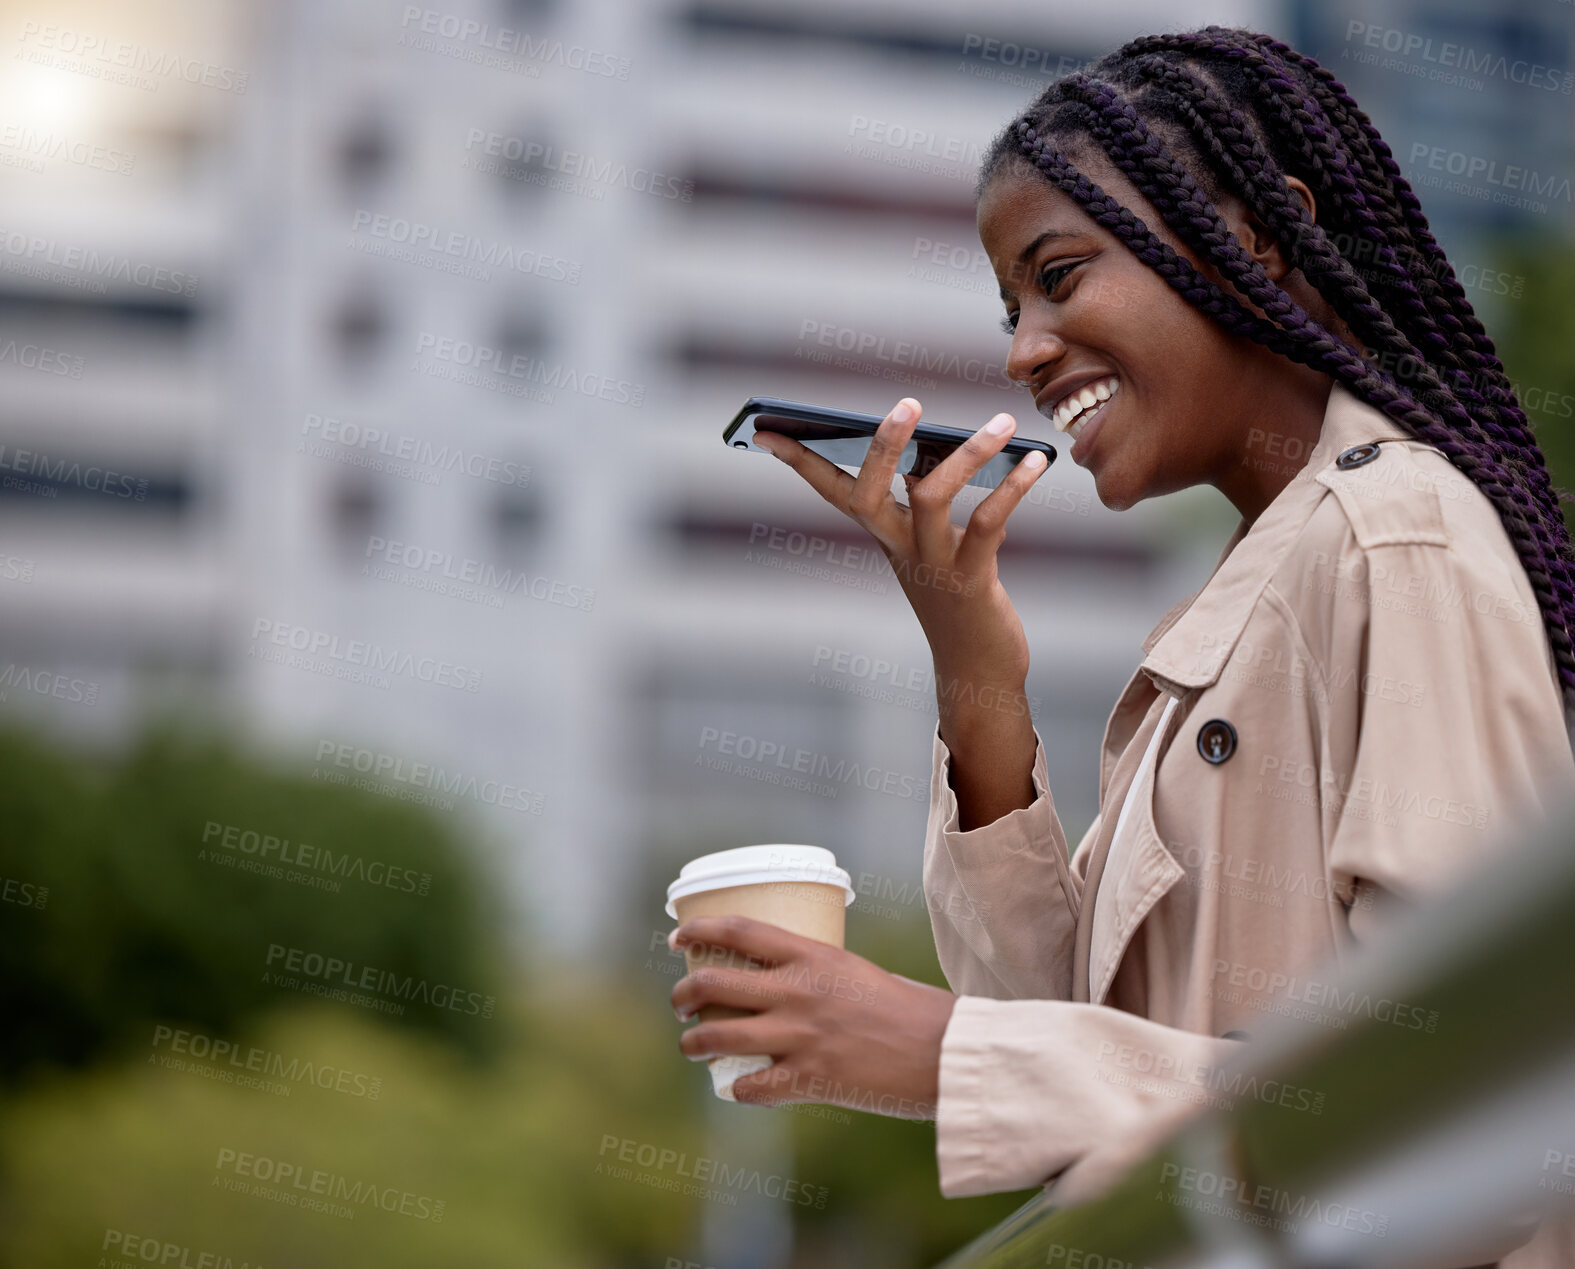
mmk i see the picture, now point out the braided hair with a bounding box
[977,26,1575,726]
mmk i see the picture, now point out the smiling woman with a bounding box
[673,25,1575,1267]
[977,161,1341,519]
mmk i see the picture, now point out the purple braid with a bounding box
[1119,52,1559,537]
[1239,33,1522,404]
[1124,59,1458,396]
[1128,30,1553,500]
[1013,118,1546,537]
[1128,30,1567,562]
[979,28,1575,721]
[1057,72,1522,458]
[1250,30,1561,509]
[1010,119,1323,365]
[1053,78,1401,378]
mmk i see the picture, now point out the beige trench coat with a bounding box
[921,383,1575,1265]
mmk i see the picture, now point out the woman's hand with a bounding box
[754,398,1044,693]
[669,915,957,1118]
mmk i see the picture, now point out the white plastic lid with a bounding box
[665,844,855,917]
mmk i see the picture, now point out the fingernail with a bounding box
[1024,450,1047,470]
[668,929,682,951]
[985,414,1014,435]
[756,436,777,456]
[891,401,915,424]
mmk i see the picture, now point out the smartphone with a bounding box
[724,396,1056,491]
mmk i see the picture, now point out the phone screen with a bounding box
[745,412,883,468]
[743,409,1039,488]
[727,399,1054,492]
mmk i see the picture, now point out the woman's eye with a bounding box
[999,263,1079,333]
[1040,262,1075,296]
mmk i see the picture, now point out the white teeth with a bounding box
[1049,376,1119,433]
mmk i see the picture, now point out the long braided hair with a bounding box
[978,26,1575,727]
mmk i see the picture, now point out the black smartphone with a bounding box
[723,396,1056,491]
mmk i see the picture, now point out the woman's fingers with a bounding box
[752,431,855,507]
[729,1064,792,1105]
[669,914,809,965]
[750,399,1049,651]
[954,445,1050,575]
[677,1013,800,1062]
[672,963,794,1020]
[753,399,923,552]
[906,412,1022,563]
[844,398,922,522]
[730,1061,833,1106]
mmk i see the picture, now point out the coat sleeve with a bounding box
[921,721,1093,1001]
[935,997,1241,1198]
[922,721,1242,1201]
[1317,520,1575,934]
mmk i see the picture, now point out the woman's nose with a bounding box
[1006,322,1066,387]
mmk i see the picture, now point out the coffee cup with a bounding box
[666,844,855,1100]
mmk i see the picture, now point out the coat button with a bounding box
[1197,718,1237,764]
[1336,442,1381,469]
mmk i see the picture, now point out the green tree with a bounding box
[1495,236,1575,532]
[0,725,508,1084]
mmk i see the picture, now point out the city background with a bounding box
[0,0,1570,1265]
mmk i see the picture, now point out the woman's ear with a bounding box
[1232,175,1317,284]
[1283,175,1317,223]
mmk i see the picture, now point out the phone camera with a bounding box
[733,440,748,448]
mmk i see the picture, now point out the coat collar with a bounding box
[1137,383,1413,694]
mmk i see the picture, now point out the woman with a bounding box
[668,26,1575,1262]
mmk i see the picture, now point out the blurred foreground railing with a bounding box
[934,798,1575,1269]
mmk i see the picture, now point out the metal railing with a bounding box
[934,798,1575,1269]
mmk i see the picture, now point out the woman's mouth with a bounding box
[1039,375,1118,465]
[1045,375,1119,441]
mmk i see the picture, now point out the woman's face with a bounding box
[976,156,1322,514]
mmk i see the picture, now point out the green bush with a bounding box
[0,725,1030,1266]
[0,725,507,1083]
[1496,237,1575,533]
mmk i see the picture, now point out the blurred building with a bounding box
[0,0,1326,962]
[1290,0,1574,325]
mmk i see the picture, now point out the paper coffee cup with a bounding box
[666,845,854,1100]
